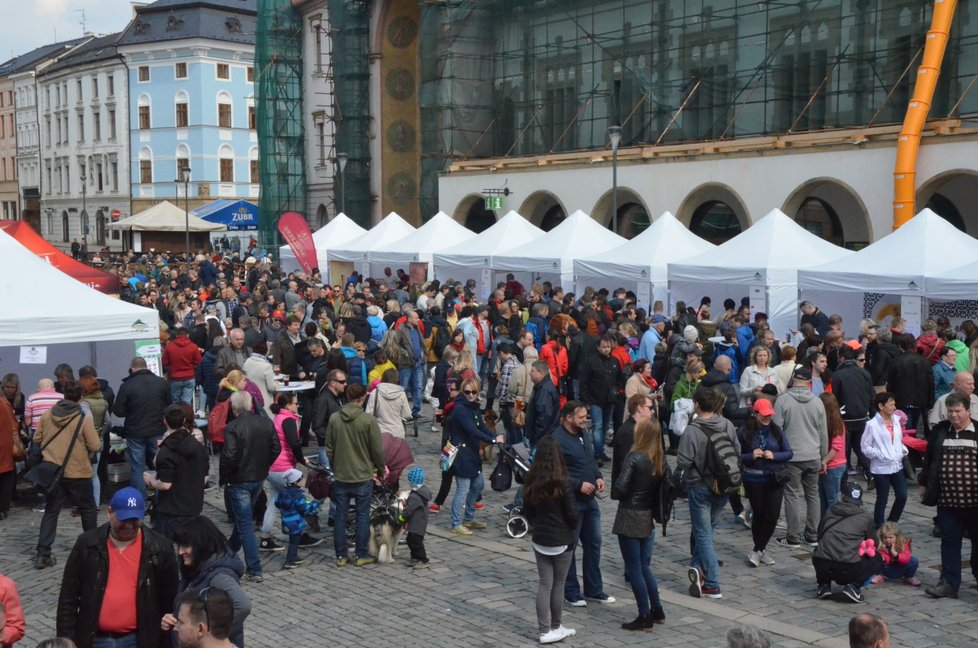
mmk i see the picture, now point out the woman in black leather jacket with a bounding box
[611,417,666,632]
[522,436,579,645]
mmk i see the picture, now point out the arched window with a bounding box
[219,144,234,182]
[248,146,259,184]
[217,91,232,128]
[176,144,190,182]
[137,94,151,130]
[175,90,189,128]
[689,201,742,244]
[139,146,153,184]
[62,211,69,242]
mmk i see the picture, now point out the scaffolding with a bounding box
[256,0,306,250]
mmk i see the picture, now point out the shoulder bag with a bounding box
[24,415,85,491]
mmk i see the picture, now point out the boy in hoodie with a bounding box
[340,333,369,386]
[366,305,388,353]
[811,481,880,602]
[275,468,320,569]
[400,466,431,568]
[162,327,202,405]
[147,404,210,539]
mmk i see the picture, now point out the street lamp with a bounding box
[607,125,622,235]
[336,152,348,215]
[180,166,191,267]
[80,173,88,261]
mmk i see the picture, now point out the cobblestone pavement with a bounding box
[3,409,977,647]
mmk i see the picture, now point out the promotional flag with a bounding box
[277,212,318,274]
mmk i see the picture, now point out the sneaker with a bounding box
[903,576,922,587]
[474,501,484,510]
[282,562,300,569]
[869,574,885,585]
[842,584,863,602]
[462,520,486,529]
[298,533,323,548]
[428,503,440,514]
[585,593,615,603]
[412,560,429,570]
[554,626,576,640]
[501,503,515,514]
[759,550,776,565]
[355,556,376,567]
[776,537,801,549]
[688,567,703,598]
[539,629,561,644]
[32,505,45,514]
[451,525,473,536]
[804,536,819,547]
[291,556,306,565]
[737,511,752,529]
[34,554,56,570]
[702,586,722,599]
[816,583,832,599]
[259,537,284,552]
[925,581,958,598]
[244,571,264,583]
[335,557,348,567]
[564,597,587,607]
[407,558,420,567]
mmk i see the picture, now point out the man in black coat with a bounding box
[524,360,560,446]
[57,487,178,648]
[579,335,624,464]
[113,356,171,500]
[832,345,876,475]
[700,354,750,427]
[885,333,935,436]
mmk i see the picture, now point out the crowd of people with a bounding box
[1,248,973,646]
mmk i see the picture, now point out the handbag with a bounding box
[306,467,333,500]
[902,456,916,480]
[12,427,26,462]
[23,415,84,491]
[771,464,791,486]
[490,453,512,492]
[439,440,459,473]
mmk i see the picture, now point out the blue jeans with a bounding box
[882,555,919,580]
[93,634,138,648]
[819,464,846,515]
[564,498,604,600]
[227,481,264,576]
[286,533,301,564]
[617,530,661,616]
[332,480,373,559]
[688,485,726,589]
[126,436,161,500]
[170,378,196,405]
[451,473,484,528]
[589,404,614,458]
[399,363,424,417]
[872,470,908,529]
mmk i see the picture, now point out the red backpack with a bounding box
[207,399,231,444]
[915,333,945,366]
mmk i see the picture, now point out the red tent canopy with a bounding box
[0,220,120,294]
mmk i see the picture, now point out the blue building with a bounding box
[118,0,258,217]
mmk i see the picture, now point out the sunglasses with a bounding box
[197,587,211,628]
[463,389,479,395]
[856,357,866,362]
[333,379,347,384]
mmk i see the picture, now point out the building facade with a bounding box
[36,35,130,250]
[117,0,259,220]
[0,76,17,220]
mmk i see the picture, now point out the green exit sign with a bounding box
[484,195,504,210]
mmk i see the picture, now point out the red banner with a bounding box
[277,212,319,274]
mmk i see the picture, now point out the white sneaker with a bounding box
[555,626,576,641]
[747,550,760,567]
[737,511,752,529]
[539,629,564,644]
[759,550,776,565]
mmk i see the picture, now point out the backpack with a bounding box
[429,325,450,361]
[656,462,679,536]
[207,399,232,444]
[915,333,945,366]
[690,420,743,496]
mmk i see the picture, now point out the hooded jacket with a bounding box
[402,485,431,535]
[676,414,741,490]
[161,335,201,381]
[113,369,171,439]
[831,359,875,421]
[325,403,385,483]
[812,501,876,564]
[773,387,828,463]
[33,401,101,479]
[177,552,250,648]
[861,412,908,475]
[341,345,368,386]
[155,429,209,518]
[448,396,497,479]
[365,382,412,438]
[344,315,373,345]
[367,314,388,345]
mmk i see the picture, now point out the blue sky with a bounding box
[0,0,135,62]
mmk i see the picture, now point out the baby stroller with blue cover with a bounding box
[501,442,532,539]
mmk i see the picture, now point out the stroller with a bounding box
[500,442,532,539]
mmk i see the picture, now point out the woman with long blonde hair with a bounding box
[611,417,666,631]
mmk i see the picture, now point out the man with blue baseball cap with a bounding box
[56,486,179,648]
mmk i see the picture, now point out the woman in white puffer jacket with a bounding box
[860,391,909,528]
[365,368,412,439]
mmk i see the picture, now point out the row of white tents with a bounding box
[280,207,978,338]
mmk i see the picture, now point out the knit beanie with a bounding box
[408,466,425,487]
[683,325,698,343]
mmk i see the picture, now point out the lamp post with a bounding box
[80,173,88,260]
[336,152,348,216]
[608,125,622,235]
[180,166,191,267]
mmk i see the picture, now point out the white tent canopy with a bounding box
[328,212,417,279]
[278,213,367,276]
[573,211,715,308]
[0,227,160,389]
[930,257,978,301]
[493,210,627,291]
[799,209,978,295]
[369,212,474,270]
[432,210,546,299]
[668,209,851,337]
[108,201,224,232]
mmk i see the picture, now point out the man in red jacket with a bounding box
[162,327,202,405]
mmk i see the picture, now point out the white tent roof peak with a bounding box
[328,212,417,260]
[109,201,224,232]
[431,210,546,270]
[373,212,474,254]
[493,209,627,273]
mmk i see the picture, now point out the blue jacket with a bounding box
[448,396,497,479]
[525,378,560,446]
[341,346,368,385]
[275,486,319,536]
[176,551,250,648]
[933,361,956,401]
[736,422,793,484]
[367,315,388,346]
[552,426,602,505]
[637,328,662,365]
[713,341,741,383]
[736,324,755,365]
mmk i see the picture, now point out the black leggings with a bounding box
[744,481,784,553]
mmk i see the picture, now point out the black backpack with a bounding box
[691,420,743,496]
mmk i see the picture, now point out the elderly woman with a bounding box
[625,359,658,401]
[740,346,778,406]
